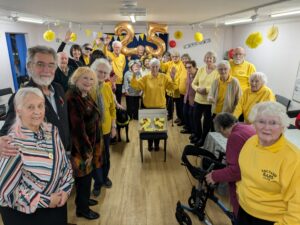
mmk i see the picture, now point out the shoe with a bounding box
[103,178,112,188]
[148,145,153,151]
[195,139,205,147]
[190,137,199,144]
[180,129,191,134]
[92,188,101,197]
[177,122,184,126]
[76,209,100,220]
[88,199,98,206]
[174,118,180,123]
[154,145,160,151]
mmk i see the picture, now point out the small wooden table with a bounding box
[138,109,168,162]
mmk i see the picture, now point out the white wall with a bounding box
[231,18,300,110]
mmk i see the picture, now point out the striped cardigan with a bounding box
[0,123,74,214]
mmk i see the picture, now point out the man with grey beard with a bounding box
[229,47,256,93]
[0,45,70,156]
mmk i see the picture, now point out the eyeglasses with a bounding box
[85,47,93,51]
[185,66,192,69]
[254,119,282,128]
[33,62,57,70]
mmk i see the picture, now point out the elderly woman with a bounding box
[233,72,275,123]
[208,60,241,119]
[66,67,101,220]
[191,51,219,147]
[205,112,255,218]
[0,87,73,225]
[123,60,142,120]
[80,43,93,66]
[104,40,126,104]
[236,101,300,225]
[131,58,175,151]
[90,58,116,196]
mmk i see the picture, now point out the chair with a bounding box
[0,88,13,120]
[275,94,291,111]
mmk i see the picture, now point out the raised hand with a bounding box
[64,30,72,42]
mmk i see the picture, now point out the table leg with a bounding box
[140,138,143,162]
[164,139,167,162]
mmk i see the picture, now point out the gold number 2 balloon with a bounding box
[146,23,168,57]
[114,22,138,56]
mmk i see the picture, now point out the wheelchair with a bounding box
[175,145,236,225]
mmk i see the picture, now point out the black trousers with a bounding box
[193,102,212,141]
[0,204,67,225]
[166,95,182,121]
[126,95,140,120]
[236,207,274,225]
[75,173,92,213]
[115,84,123,104]
[183,102,195,132]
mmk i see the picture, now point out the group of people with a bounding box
[0,31,299,225]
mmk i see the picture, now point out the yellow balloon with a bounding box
[43,30,56,42]
[267,26,279,41]
[194,32,203,42]
[70,32,77,42]
[85,29,92,37]
[115,22,137,56]
[145,23,168,57]
[174,30,183,40]
[245,32,263,49]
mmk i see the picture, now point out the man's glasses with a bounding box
[33,62,57,70]
[85,47,93,51]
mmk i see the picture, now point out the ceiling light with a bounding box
[224,18,252,25]
[270,10,300,18]
[130,15,136,23]
[18,17,44,24]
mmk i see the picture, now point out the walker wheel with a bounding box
[175,210,192,225]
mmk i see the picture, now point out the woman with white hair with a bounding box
[236,101,300,225]
[208,60,241,117]
[90,58,116,196]
[233,72,275,123]
[0,87,73,225]
[103,39,126,104]
[131,58,175,151]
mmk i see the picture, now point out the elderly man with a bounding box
[104,40,126,103]
[0,45,70,156]
[54,52,76,91]
[229,47,256,93]
[233,72,275,123]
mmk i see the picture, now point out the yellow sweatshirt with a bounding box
[91,82,116,135]
[104,47,126,84]
[237,135,300,225]
[233,85,275,123]
[229,60,256,92]
[192,66,219,105]
[130,73,174,108]
[161,61,186,98]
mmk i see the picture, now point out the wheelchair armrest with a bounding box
[215,150,226,161]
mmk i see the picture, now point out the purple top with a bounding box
[212,123,256,216]
[184,72,196,106]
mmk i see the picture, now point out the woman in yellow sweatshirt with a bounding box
[236,101,300,225]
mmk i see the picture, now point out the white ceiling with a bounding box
[0,0,300,26]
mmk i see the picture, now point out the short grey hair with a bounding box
[90,58,112,74]
[112,41,122,48]
[26,45,57,67]
[217,60,231,69]
[14,87,44,111]
[149,58,160,67]
[204,51,217,63]
[248,101,290,129]
[249,72,268,84]
[213,112,238,132]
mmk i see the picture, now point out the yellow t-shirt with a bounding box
[104,47,126,84]
[130,73,174,108]
[237,135,300,224]
[192,66,219,105]
[233,85,275,123]
[229,60,256,92]
[215,76,233,114]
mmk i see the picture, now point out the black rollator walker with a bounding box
[175,145,236,225]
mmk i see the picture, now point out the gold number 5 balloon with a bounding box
[115,22,138,56]
[146,23,168,57]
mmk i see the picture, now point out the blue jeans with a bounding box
[92,133,111,190]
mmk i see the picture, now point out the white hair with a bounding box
[112,41,122,48]
[248,101,290,129]
[149,58,160,67]
[217,60,230,69]
[249,72,268,84]
[90,58,112,74]
[14,87,44,111]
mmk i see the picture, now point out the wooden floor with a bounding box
[0,120,232,225]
